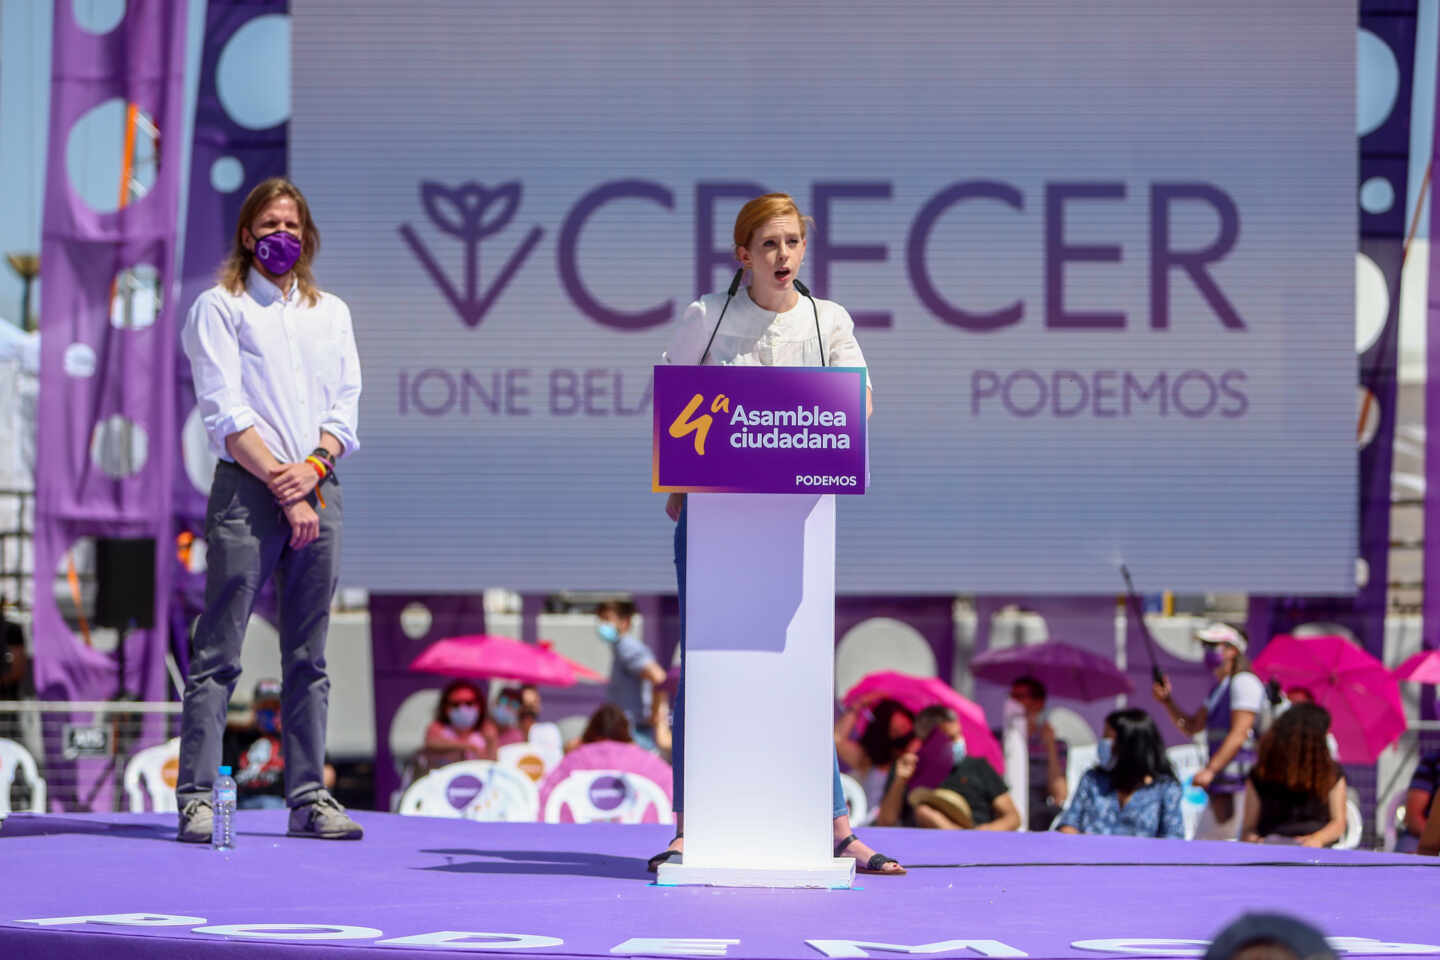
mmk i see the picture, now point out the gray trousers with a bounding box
[177,461,342,808]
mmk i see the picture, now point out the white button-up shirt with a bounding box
[663,287,873,380]
[182,271,361,464]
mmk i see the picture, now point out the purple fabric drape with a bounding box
[1254,1,1414,666]
[32,0,189,809]
[369,594,488,809]
[1424,8,1440,726]
[170,0,289,675]
[1251,4,1416,843]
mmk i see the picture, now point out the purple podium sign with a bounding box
[652,365,869,495]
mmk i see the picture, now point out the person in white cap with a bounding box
[1152,622,1266,840]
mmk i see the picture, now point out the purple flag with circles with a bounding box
[652,366,868,495]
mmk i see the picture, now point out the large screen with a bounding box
[292,0,1355,594]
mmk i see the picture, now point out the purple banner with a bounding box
[1425,0,1440,724]
[652,365,868,494]
[170,0,289,668]
[32,0,189,808]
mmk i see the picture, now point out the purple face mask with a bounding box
[254,230,302,276]
[1203,645,1227,670]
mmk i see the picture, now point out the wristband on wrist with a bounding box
[305,455,329,479]
[310,446,336,468]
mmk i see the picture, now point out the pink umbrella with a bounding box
[970,641,1133,702]
[538,740,674,817]
[409,634,604,687]
[1252,634,1406,764]
[1393,650,1440,685]
[842,671,1004,774]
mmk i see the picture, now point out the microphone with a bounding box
[698,268,745,365]
[791,278,826,367]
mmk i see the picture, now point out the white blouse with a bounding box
[663,287,873,382]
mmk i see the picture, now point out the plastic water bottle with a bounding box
[212,765,236,852]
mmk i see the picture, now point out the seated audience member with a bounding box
[421,680,495,770]
[1202,912,1335,960]
[874,705,965,826]
[1242,703,1347,847]
[0,601,29,743]
[579,703,634,746]
[491,685,536,748]
[597,601,668,752]
[1010,674,1068,830]
[1055,708,1184,839]
[1398,748,1440,853]
[1276,686,1339,759]
[899,713,1020,831]
[836,696,916,818]
[223,678,336,810]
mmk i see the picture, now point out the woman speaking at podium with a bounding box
[649,193,898,876]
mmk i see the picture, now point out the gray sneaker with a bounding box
[177,798,214,843]
[287,792,363,840]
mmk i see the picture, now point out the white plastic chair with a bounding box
[497,740,562,784]
[397,760,540,821]
[1379,789,1408,852]
[839,771,869,825]
[0,737,46,814]
[123,738,181,812]
[527,722,564,754]
[542,769,674,824]
[1165,743,1208,841]
[1336,793,1364,850]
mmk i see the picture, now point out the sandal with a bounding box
[647,833,683,873]
[835,833,906,875]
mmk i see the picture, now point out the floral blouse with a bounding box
[1056,769,1185,838]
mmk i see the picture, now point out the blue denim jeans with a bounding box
[672,501,847,819]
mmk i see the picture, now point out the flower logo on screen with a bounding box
[398,180,544,328]
[669,393,730,455]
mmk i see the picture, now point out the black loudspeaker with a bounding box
[94,538,156,629]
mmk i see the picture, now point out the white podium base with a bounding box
[657,858,856,889]
[676,493,848,889]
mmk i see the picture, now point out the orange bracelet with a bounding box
[305,455,329,479]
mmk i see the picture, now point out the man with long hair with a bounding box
[175,178,362,842]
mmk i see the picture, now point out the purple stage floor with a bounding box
[1,812,1438,959]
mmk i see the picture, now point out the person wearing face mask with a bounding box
[1056,708,1183,838]
[874,705,973,827]
[422,680,496,769]
[596,601,669,754]
[651,193,897,876]
[1153,622,1267,841]
[223,679,288,810]
[1009,675,1068,831]
[176,176,363,843]
[223,678,340,811]
[887,705,1019,832]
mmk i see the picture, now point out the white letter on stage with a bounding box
[192,924,381,941]
[612,938,740,956]
[1325,938,1440,955]
[21,913,206,927]
[806,940,1027,958]
[1071,940,1208,956]
[377,932,566,949]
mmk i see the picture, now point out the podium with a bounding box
[651,364,868,888]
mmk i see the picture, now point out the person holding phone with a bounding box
[649,193,894,876]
